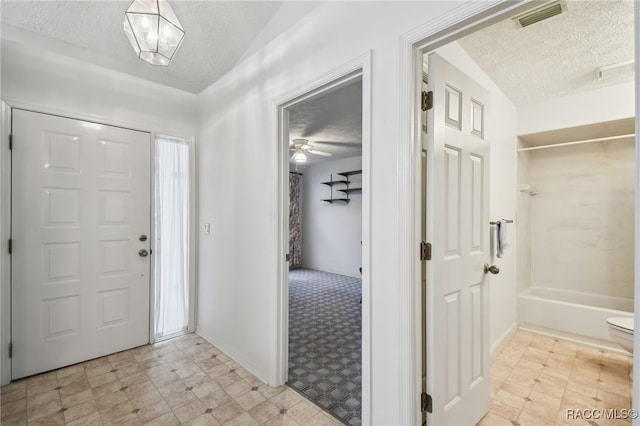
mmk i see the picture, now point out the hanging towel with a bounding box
[497,219,509,258]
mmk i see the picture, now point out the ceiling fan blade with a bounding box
[312,141,362,149]
[308,149,333,157]
[290,138,310,149]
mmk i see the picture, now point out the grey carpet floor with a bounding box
[287,268,362,425]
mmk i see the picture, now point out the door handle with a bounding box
[138,249,149,257]
[484,264,499,275]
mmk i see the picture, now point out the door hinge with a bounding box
[420,242,431,261]
[8,342,12,358]
[8,134,12,150]
[8,239,12,254]
[285,253,291,262]
[421,392,432,413]
[421,91,433,111]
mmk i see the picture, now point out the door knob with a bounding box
[484,264,499,274]
[138,249,148,257]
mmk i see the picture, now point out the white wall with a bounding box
[517,77,636,301]
[517,81,635,136]
[435,42,519,354]
[195,2,473,423]
[0,40,197,137]
[300,156,362,278]
[0,39,198,386]
[528,138,635,299]
[516,141,532,294]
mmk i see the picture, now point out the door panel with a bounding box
[12,110,151,379]
[426,53,490,425]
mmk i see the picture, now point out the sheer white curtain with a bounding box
[154,136,190,339]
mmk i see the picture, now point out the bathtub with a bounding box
[519,286,633,352]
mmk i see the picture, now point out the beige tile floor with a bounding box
[0,333,342,425]
[479,330,633,426]
[1,330,633,425]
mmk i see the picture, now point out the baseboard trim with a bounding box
[490,322,518,362]
[518,325,631,356]
[299,265,361,279]
[195,325,268,386]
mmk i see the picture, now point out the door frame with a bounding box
[0,100,198,385]
[1,101,12,385]
[399,0,640,423]
[272,51,372,424]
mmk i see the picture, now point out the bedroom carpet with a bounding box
[287,268,362,425]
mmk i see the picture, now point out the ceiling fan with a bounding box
[289,138,333,162]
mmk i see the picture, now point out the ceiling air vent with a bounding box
[513,0,567,28]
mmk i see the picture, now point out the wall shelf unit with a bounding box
[321,179,350,186]
[322,170,362,204]
[321,198,350,204]
[337,170,362,178]
[338,187,362,194]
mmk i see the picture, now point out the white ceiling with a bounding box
[3,0,632,153]
[0,1,284,93]
[288,78,362,166]
[457,0,635,106]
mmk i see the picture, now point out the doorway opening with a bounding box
[412,1,636,425]
[286,78,363,424]
[275,54,371,425]
[10,109,152,379]
[6,108,196,381]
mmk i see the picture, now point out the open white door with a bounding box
[11,110,151,379]
[425,53,490,425]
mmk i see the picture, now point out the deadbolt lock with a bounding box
[139,234,148,242]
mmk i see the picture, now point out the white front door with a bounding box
[11,110,151,379]
[426,53,490,425]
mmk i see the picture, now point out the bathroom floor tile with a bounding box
[481,330,633,426]
[2,329,630,426]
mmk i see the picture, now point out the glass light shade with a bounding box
[293,150,307,163]
[124,0,185,66]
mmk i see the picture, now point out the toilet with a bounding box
[606,317,634,353]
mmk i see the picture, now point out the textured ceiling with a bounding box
[288,78,362,166]
[0,1,283,93]
[457,0,634,106]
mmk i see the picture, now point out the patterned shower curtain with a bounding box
[289,173,302,268]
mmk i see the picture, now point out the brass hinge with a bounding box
[8,239,12,254]
[421,392,432,413]
[8,342,12,358]
[420,242,431,261]
[8,134,12,150]
[421,91,433,111]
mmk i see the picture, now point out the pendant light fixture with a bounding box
[123,0,185,66]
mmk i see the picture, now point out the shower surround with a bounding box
[517,135,635,349]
